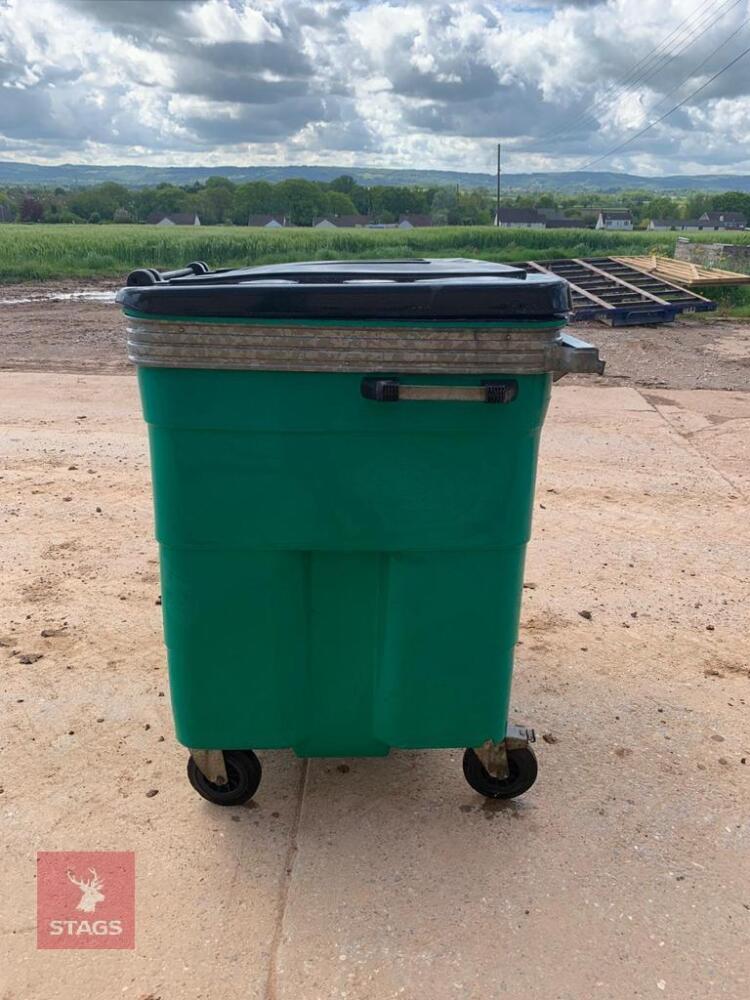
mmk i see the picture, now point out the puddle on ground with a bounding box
[0,290,117,305]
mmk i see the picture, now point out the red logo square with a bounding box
[37,852,135,950]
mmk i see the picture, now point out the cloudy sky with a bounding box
[1,0,749,175]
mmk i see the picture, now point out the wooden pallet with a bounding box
[524,257,717,326]
[613,255,750,288]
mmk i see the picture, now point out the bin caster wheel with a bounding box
[462,746,538,799]
[187,749,262,806]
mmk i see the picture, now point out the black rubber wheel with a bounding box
[187,749,262,806]
[462,746,538,799]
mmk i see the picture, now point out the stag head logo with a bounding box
[67,868,105,913]
[38,851,135,950]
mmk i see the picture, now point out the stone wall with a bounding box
[675,238,750,273]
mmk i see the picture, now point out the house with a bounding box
[146,212,201,226]
[398,214,433,228]
[313,214,370,228]
[535,209,568,223]
[535,208,590,229]
[248,214,287,228]
[698,211,746,230]
[493,207,589,229]
[595,210,632,230]
[649,218,705,231]
[544,217,590,229]
[494,208,546,229]
[649,216,746,232]
[0,203,14,222]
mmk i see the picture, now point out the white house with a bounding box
[699,211,746,230]
[313,214,370,228]
[649,215,746,232]
[398,214,433,229]
[247,214,287,227]
[146,212,201,226]
[494,208,546,229]
[595,210,632,230]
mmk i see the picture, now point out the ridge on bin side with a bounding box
[117,258,604,376]
[123,318,603,375]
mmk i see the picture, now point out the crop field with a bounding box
[2,222,750,283]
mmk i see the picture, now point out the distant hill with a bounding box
[1,160,750,193]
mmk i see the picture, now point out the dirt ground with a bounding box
[1,279,750,390]
[1,287,749,999]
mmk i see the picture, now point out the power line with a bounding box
[622,0,747,95]
[649,12,750,112]
[529,0,745,148]
[540,0,717,142]
[617,0,746,93]
[579,40,750,170]
[530,0,717,145]
[591,10,750,145]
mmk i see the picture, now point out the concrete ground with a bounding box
[1,373,749,1000]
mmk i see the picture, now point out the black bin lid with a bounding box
[117,257,570,321]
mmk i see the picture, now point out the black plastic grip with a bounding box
[483,380,519,404]
[126,260,209,287]
[361,378,400,401]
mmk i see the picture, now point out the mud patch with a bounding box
[641,393,679,409]
[20,577,62,603]
[42,540,81,560]
[566,317,750,392]
[703,656,750,679]
[521,611,572,634]
[704,333,750,362]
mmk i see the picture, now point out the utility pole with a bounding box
[496,143,501,226]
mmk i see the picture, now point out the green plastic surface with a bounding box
[138,364,552,757]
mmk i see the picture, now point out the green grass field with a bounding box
[3,222,750,283]
[2,223,750,319]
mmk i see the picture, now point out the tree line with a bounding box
[1,173,749,227]
[0,175,490,226]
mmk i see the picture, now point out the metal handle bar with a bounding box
[126,261,210,287]
[361,378,518,403]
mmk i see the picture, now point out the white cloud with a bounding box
[0,0,748,173]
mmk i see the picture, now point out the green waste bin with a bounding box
[117,258,603,805]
